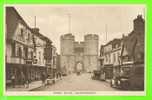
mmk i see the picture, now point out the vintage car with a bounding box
[111,62,144,90]
[99,69,106,81]
[129,63,144,90]
[46,74,56,85]
[91,70,101,80]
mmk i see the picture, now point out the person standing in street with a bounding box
[41,72,46,86]
[21,71,25,87]
[59,71,62,80]
[11,73,15,88]
[24,76,29,88]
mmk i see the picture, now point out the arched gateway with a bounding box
[75,61,84,73]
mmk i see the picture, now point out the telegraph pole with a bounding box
[34,16,36,28]
[68,13,71,34]
[105,24,108,43]
[143,8,145,19]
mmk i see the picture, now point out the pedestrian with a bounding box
[11,73,15,88]
[41,72,46,86]
[24,76,29,88]
[58,71,62,80]
[114,70,120,86]
[57,71,60,79]
[21,71,25,87]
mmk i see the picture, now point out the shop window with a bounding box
[128,56,132,61]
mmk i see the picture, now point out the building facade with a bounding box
[111,39,122,80]
[60,34,99,74]
[31,28,48,81]
[5,7,54,86]
[99,39,122,79]
[49,46,57,78]
[121,15,144,64]
[6,7,35,84]
[99,15,144,81]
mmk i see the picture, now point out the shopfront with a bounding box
[104,64,113,79]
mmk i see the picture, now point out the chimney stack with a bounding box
[32,28,39,33]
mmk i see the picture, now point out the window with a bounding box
[109,54,111,63]
[31,51,33,59]
[117,52,120,64]
[113,53,116,63]
[20,28,24,37]
[27,33,30,41]
[134,67,144,75]
[24,47,28,59]
[17,47,22,58]
[106,55,108,62]
[128,56,132,61]
[39,51,41,63]
[11,42,16,56]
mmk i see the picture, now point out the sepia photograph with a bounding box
[4,4,145,95]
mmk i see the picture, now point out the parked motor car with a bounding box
[62,73,67,76]
[46,74,55,85]
[111,63,144,90]
[76,71,81,76]
[91,70,101,80]
[99,69,106,81]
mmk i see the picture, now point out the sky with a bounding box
[13,5,145,54]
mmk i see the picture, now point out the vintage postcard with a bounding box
[4,4,146,96]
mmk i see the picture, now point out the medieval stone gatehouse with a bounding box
[60,34,99,74]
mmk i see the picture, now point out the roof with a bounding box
[102,38,122,48]
[6,7,52,43]
[6,7,31,38]
[122,31,136,56]
[31,28,52,43]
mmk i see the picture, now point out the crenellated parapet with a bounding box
[84,34,99,40]
[60,33,75,41]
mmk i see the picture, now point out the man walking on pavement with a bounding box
[24,76,29,88]
[41,72,46,86]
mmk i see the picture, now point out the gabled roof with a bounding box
[121,31,137,57]
[6,7,33,40]
[31,28,52,43]
[6,7,52,43]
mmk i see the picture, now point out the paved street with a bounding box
[32,73,118,91]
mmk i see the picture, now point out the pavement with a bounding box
[6,78,62,91]
[6,80,43,91]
